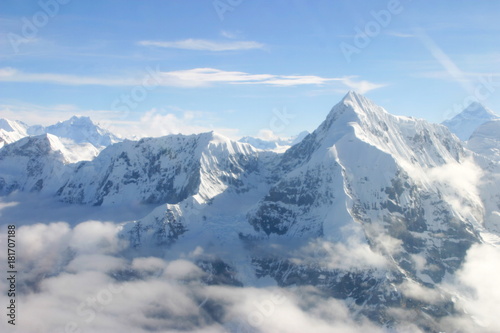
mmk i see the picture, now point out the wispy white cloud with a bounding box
[220,30,239,39]
[291,237,389,271]
[162,67,275,86]
[342,77,387,94]
[414,70,500,82]
[0,67,135,86]
[138,38,264,51]
[386,31,415,38]
[426,158,484,220]
[414,28,475,94]
[0,66,386,92]
[439,243,500,332]
[308,76,388,96]
[108,107,241,140]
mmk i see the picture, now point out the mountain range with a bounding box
[0,115,121,162]
[1,92,499,332]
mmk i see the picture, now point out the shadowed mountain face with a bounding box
[1,92,499,331]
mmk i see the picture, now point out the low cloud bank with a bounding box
[0,221,498,332]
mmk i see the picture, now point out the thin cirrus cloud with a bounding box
[386,31,416,38]
[0,66,385,93]
[138,38,265,51]
[413,28,475,94]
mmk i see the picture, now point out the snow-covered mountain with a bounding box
[55,132,267,206]
[0,118,29,148]
[239,130,309,152]
[442,102,499,141]
[467,119,500,162]
[0,134,70,195]
[1,92,499,331]
[0,130,273,204]
[119,92,498,329]
[39,115,121,148]
[0,115,121,162]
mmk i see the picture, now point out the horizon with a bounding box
[1,1,500,140]
[2,90,498,142]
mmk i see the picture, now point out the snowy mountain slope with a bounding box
[55,132,268,206]
[39,115,121,148]
[0,134,71,195]
[467,119,500,162]
[116,92,495,329]
[475,157,500,235]
[0,118,29,148]
[0,115,121,162]
[248,92,482,277]
[465,120,500,235]
[242,93,495,328]
[442,102,499,141]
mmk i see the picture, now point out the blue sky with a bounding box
[1,0,499,139]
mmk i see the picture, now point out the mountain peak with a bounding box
[46,115,121,147]
[442,102,499,141]
[342,90,363,101]
[462,102,497,117]
[340,90,371,107]
[340,91,386,114]
[68,115,94,125]
[323,91,388,128]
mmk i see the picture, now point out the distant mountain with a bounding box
[467,119,500,162]
[0,115,121,162]
[238,130,309,152]
[442,102,499,141]
[41,116,121,148]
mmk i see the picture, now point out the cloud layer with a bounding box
[138,39,264,51]
[0,221,387,333]
[0,66,384,92]
[1,219,498,332]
